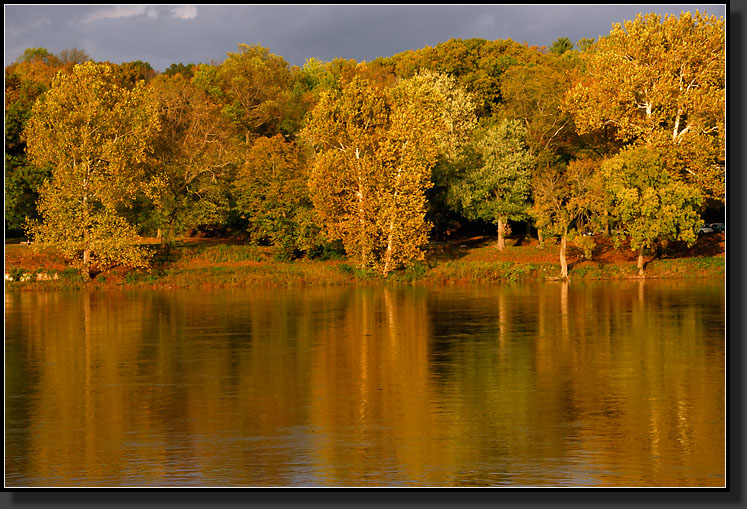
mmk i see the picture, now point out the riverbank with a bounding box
[4,233,725,290]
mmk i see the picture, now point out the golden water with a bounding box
[5,279,725,487]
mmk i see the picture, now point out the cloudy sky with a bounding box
[4,4,728,72]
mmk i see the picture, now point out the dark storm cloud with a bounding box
[4,4,727,71]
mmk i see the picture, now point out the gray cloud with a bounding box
[4,4,727,71]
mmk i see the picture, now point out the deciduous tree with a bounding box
[449,119,534,250]
[5,54,69,233]
[530,158,603,278]
[23,62,160,277]
[302,70,468,274]
[564,11,725,202]
[215,44,293,142]
[234,135,320,259]
[499,54,577,170]
[144,73,241,241]
[57,48,91,65]
[601,146,703,276]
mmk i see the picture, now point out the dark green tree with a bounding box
[549,37,574,55]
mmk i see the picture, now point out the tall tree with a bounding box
[602,146,703,276]
[143,73,241,241]
[23,62,160,277]
[302,70,467,274]
[564,11,725,202]
[213,44,293,142]
[530,158,603,279]
[234,135,320,259]
[15,47,58,65]
[373,38,544,118]
[449,119,534,250]
[499,54,577,169]
[301,75,387,271]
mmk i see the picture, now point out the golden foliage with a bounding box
[23,62,159,275]
[302,69,475,274]
[564,11,725,201]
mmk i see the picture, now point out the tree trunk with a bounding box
[81,190,92,279]
[82,249,92,279]
[559,231,568,279]
[637,246,645,277]
[496,217,506,251]
[383,216,399,274]
[383,164,404,275]
[355,148,368,270]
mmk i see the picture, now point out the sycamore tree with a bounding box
[301,75,384,271]
[530,158,603,279]
[602,146,703,276]
[564,11,725,202]
[449,119,534,250]
[23,62,160,277]
[301,69,473,274]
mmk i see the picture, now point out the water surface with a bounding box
[5,279,725,487]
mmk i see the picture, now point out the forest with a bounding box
[4,11,725,280]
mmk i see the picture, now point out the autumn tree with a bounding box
[564,11,725,202]
[298,57,346,98]
[530,158,603,279]
[302,69,469,274]
[301,75,384,271]
[5,51,68,234]
[601,146,703,276]
[234,135,320,259]
[373,38,544,118]
[143,73,241,241]
[211,44,294,142]
[449,119,534,250]
[499,54,579,164]
[163,62,196,78]
[15,47,58,66]
[23,62,160,277]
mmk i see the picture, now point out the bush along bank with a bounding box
[4,235,725,290]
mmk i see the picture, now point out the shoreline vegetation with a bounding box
[7,14,724,285]
[4,232,725,291]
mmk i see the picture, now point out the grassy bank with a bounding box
[4,233,725,290]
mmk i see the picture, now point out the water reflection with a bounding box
[5,280,725,487]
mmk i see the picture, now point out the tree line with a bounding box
[5,11,725,278]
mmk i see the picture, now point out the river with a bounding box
[4,279,725,487]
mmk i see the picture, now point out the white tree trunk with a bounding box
[559,231,568,279]
[496,217,506,251]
